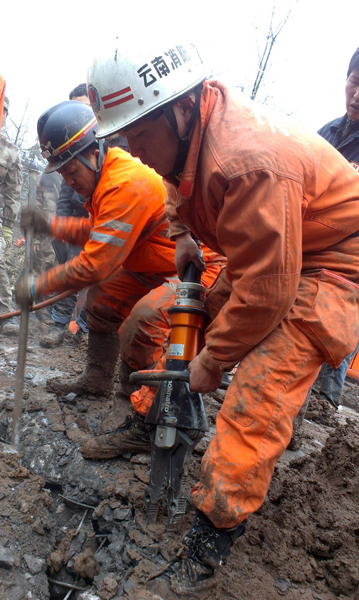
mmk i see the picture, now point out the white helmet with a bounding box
[88,37,206,138]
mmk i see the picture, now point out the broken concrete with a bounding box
[1,237,359,599]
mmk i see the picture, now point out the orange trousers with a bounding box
[87,262,222,370]
[131,271,359,528]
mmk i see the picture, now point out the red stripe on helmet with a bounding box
[101,87,132,102]
[104,94,134,109]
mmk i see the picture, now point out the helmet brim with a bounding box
[43,153,75,174]
[95,74,206,139]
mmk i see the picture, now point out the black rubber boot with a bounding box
[287,391,311,451]
[116,359,139,401]
[145,510,246,599]
[47,330,120,397]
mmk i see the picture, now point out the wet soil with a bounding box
[1,241,359,600]
[0,323,358,600]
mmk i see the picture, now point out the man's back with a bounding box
[173,81,359,276]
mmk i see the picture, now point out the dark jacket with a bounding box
[56,180,88,218]
[318,115,359,172]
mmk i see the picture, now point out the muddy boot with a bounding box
[143,510,246,600]
[72,327,88,346]
[2,317,20,336]
[81,412,151,459]
[287,392,311,451]
[47,330,120,397]
[1,317,20,336]
[100,361,140,433]
[116,359,139,400]
[40,323,66,348]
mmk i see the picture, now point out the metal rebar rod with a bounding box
[47,578,86,591]
[95,537,108,554]
[0,289,78,321]
[76,509,88,532]
[59,494,96,510]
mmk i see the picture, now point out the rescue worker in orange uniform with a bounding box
[15,100,223,410]
[86,38,359,599]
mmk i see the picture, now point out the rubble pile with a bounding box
[0,325,359,599]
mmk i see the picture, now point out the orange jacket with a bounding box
[165,81,359,373]
[36,147,223,297]
[0,75,5,134]
[36,148,175,296]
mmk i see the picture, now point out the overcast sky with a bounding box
[1,0,358,147]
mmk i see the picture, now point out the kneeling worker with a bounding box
[15,100,224,406]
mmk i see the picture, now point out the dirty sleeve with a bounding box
[164,181,191,239]
[49,215,92,247]
[198,170,303,374]
[35,175,162,297]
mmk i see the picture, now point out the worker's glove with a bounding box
[2,225,12,249]
[20,207,50,235]
[15,273,36,306]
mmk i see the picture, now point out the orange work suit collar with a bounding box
[168,81,219,200]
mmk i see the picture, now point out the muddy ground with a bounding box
[1,242,359,600]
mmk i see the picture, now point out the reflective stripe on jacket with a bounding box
[36,148,175,296]
[36,147,223,297]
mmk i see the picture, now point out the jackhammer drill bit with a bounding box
[131,257,210,529]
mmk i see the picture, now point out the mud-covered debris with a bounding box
[96,574,120,600]
[0,546,15,569]
[133,465,149,484]
[1,300,359,600]
[24,553,46,574]
[306,392,338,427]
[128,529,153,549]
[245,422,359,597]
[47,529,78,573]
[73,548,100,579]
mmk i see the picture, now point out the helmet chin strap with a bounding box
[163,84,202,179]
[77,140,106,186]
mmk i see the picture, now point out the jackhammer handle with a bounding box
[130,369,230,391]
[183,261,202,284]
[182,234,203,284]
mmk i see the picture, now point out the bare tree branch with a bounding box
[251,1,297,100]
[11,99,30,147]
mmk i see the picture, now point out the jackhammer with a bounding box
[130,254,228,529]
